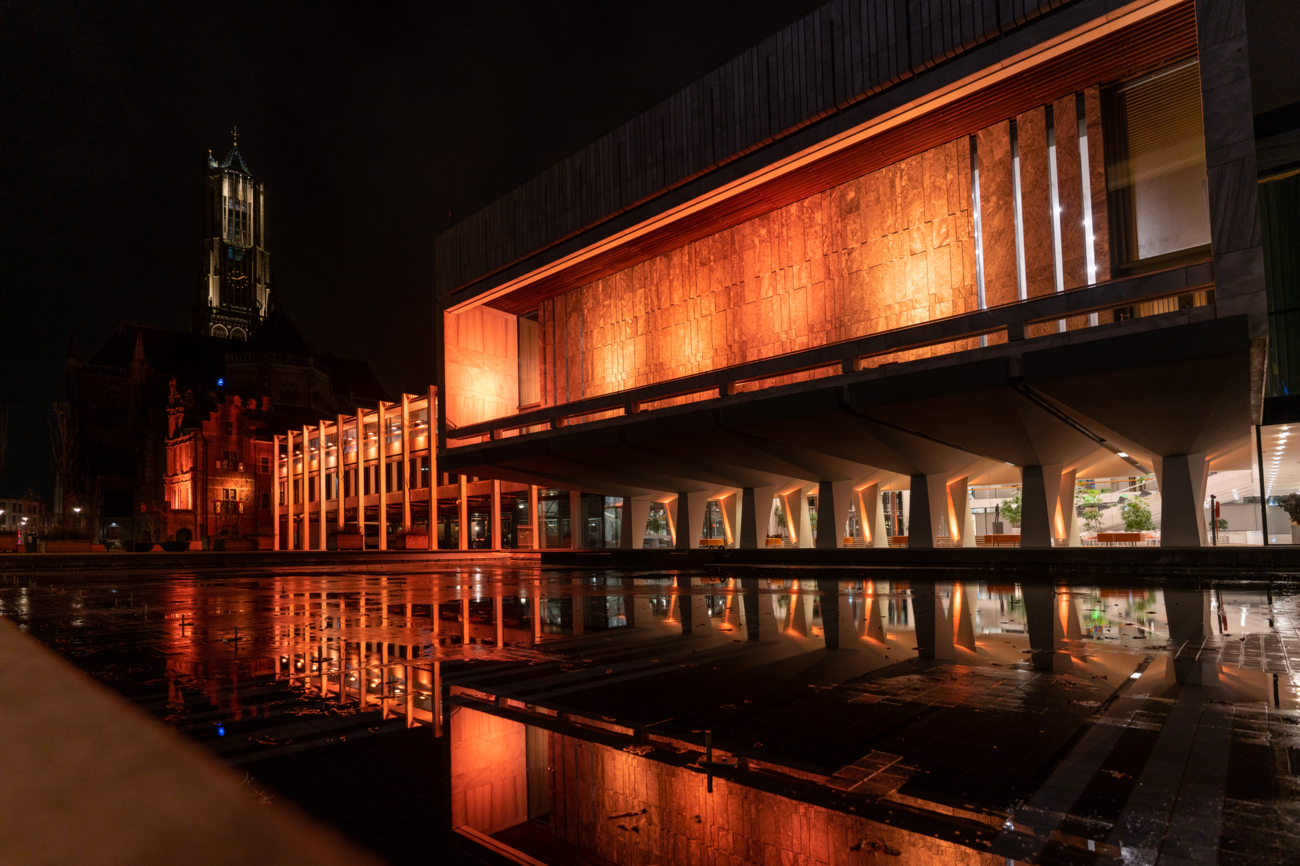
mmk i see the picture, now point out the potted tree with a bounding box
[1279,493,1300,544]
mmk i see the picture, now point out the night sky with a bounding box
[0,0,826,498]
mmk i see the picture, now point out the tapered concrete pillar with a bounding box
[1020,464,1063,549]
[739,486,775,549]
[796,487,814,548]
[906,474,949,548]
[858,484,887,547]
[673,492,690,550]
[673,491,707,550]
[619,497,634,549]
[947,476,975,548]
[815,480,854,549]
[621,498,650,550]
[720,493,738,548]
[1056,468,1080,547]
[1155,453,1209,547]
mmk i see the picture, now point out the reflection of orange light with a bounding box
[953,582,964,643]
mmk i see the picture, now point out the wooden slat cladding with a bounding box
[534,136,980,408]
[978,121,1018,308]
[476,3,1196,316]
[436,0,1082,299]
[1016,106,1055,298]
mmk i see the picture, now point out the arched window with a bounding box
[230,327,247,341]
[279,382,299,404]
[211,324,229,339]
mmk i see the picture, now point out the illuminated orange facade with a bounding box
[163,389,275,544]
[437,0,1267,552]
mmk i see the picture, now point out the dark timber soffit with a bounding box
[436,0,1196,315]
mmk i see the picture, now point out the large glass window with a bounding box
[1104,59,1211,270]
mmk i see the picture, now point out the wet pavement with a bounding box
[2,566,1298,865]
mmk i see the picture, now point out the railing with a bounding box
[447,261,1213,445]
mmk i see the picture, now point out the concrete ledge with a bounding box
[0,617,383,866]
[0,549,540,574]
[540,546,1300,575]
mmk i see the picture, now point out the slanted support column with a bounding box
[377,402,388,551]
[490,479,502,550]
[906,474,949,548]
[719,493,738,548]
[619,497,634,549]
[795,486,814,548]
[1055,468,1080,547]
[857,483,887,547]
[1156,454,1209,547]
[1020,464,1064,549]
[946,477,974,548]
[739,486,775,549]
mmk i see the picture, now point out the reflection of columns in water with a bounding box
[912,579,938,659]
[952,581,977,652]
[1023,583,1061,671]
[862,581,886,644]
[817,578,844,649]
[632,579,653,629]
[1164,584,1214,684]
[740,578,761,641]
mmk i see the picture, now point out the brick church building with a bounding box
[64,135,388,546]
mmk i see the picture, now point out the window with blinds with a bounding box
[1104,58,1212,269]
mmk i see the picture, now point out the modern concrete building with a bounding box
[433,0,1289,550]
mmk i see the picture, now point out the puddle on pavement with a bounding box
[3,568,1298,865]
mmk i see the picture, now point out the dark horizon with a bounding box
[0,0,825,499]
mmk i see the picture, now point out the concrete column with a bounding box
[356,410,366,548]
[273,434,281,551]
[719,493,738,548]
[674,491,692,550]
[1019,464,1063,549]
[457,475,468,551]
[377,402,387,551]
[906,474,949,548]
[300,426,311,549]
[528,484,539,549]
[816,480,853,549]
[796,487,814,549]
[1056,468,1080,547]
[335,414,346,532]
[666,495,679,548]
[401,394,412,534]
[1155,453,1209,547]
[858,483,887,547]
[739,486,775,549]
[490,479,502,550]
[946,476,975,548]
[427,385,438,532]
[569,489,582,549]
[317,422,327,551]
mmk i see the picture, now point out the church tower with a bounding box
[195,128,270,340]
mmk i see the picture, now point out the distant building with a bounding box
[162,389,277,545]
[0,495,44,534]
[194,129,271,341]
[64,137,388,545]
